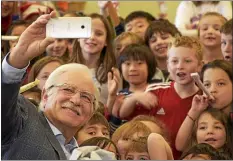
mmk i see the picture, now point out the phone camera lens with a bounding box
[81,25,85,29]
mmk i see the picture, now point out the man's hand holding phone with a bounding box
[9,11,56,69]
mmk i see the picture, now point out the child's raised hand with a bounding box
[112,1,120,9]
[148,133,174,160]
[185,23,198,30]
[107,67,121,97]
[135,92,158,109]
[189,94,209,120]
[98,1,110,9]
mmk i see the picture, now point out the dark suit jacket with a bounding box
[1,82,67,159]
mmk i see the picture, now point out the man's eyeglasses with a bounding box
[47,83,96,105]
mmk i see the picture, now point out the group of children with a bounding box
[2,1,233,160]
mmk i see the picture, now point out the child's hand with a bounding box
[108,67,121,97]
[119,92,158,118]
[135,92,158,110]
[158,13,167,19]
[112,1,120,9]
[98,1,110,9]
[148,133,174,160]
[189,94,209,120]
[112,94,125,117]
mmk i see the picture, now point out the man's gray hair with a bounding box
[39,63,100,111]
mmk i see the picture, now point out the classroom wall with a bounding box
[84,1,181,23]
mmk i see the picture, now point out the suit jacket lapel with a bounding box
[39,112,67,160]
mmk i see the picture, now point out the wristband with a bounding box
[187,114,195,122]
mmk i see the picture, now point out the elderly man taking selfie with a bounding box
[1,11,99,159]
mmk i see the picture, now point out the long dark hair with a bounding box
[144,19,182,46]
[201,60,232,83]
[191,108,233,158]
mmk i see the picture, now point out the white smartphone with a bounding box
[46,17,91,38]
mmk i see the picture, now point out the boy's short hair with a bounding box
[114,32,144,57]
[79,137,120,159]
[145,19,182,45]
[117,44,156,82]
[96,101,105,115]
[125,11,155,25]
[220,18,232,35]
[169,36,203,64]
[180,143,232,160]
[114,32,144,47]
[77,112,110,132]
